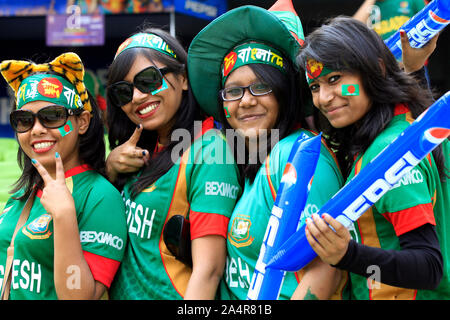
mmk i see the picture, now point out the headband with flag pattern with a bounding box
[0,52,92,112]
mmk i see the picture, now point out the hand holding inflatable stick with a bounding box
[247,133,322,300]
[267,91,450,273]
[385,0,450,60]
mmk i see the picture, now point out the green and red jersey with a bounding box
[0,165,127,300]
[219,129,348,300]
[109,119,241,300]
[346,104,450,300]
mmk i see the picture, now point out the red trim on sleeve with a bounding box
[83,250,121,288]
[393,103,410,116]
[189,210,229,240]
[382,203,436,236]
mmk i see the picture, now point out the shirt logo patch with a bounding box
[22,214,53,239]
[228,214,254,248]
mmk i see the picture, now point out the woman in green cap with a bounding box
[105,27,241,300]
[0,53,127,299]
[188,0,347,300]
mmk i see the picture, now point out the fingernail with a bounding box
[31,159,37,164]
[137,124,142,129]
[400,30,405,36]
[142,150,146,156]
[55,152,60,158]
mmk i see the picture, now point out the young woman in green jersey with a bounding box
[0,53,127,300]
[188,0,347,300]
[105,27,241,300]
[299,16,450,300]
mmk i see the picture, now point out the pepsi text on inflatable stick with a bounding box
[246,134,322,300]
[267,91,450,272]
[385,0,450,60]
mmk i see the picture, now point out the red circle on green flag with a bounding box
[64,124,70,133]
[347,85,355,93]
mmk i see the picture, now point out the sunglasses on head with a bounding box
[107,65,171,107]
[10,105,82,133]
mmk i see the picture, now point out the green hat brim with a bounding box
[188,5,301,120]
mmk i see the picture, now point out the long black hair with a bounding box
[107,27,202,197]
[12,88,106,200]
[217,59,306,183]
[297,16,447,180]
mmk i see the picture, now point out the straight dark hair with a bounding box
[12,88,106,200]
[107,27,202,197]
[218,61,306,183]
[297,16,447,180]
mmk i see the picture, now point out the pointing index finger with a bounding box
[128,124,143,147]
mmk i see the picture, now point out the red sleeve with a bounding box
[83,250,121,288]
[189,210,229,240]
[382,203,436,236]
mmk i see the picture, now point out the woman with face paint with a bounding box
[0,53,127,300]
[105,27,241,300]
[298,17,450,300]
[188,0,348,300]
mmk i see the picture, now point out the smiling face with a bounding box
[223,65,279,138]
[309,71,372,128]
[120,54,187,142]
[17,101,90,176]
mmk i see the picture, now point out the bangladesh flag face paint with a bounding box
[59,120,73,137]
[223,106,231,118]
[342,84,359,96]
[150,78,168,95]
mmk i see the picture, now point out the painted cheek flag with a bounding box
[224,106,231,118]
[150,78,168,95]
[59,120,73,137]
[267,90,450,273]
[342,84,359,96]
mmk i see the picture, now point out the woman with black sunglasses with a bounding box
[0,52,127,300]
[105,27,241,300]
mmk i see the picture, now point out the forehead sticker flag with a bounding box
[59,119,73,137]
[342,84,359,96]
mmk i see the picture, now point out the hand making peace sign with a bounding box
[31,152,76,219]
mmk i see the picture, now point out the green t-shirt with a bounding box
[346,106,450,300]
[370,0,426,40]
[109,128,241,300]
[219,130,345,300]
[0,166,127,300]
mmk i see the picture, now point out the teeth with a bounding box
[139,103,158,115]
[33,142,55,150]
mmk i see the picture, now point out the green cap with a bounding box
[188,0,304,119]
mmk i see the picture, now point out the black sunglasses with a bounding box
[10,105,82,133]
[107,65,171,107]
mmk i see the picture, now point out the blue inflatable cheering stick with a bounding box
[247,133,322,300]
[385,0,450,60]
[268,91,450,272]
